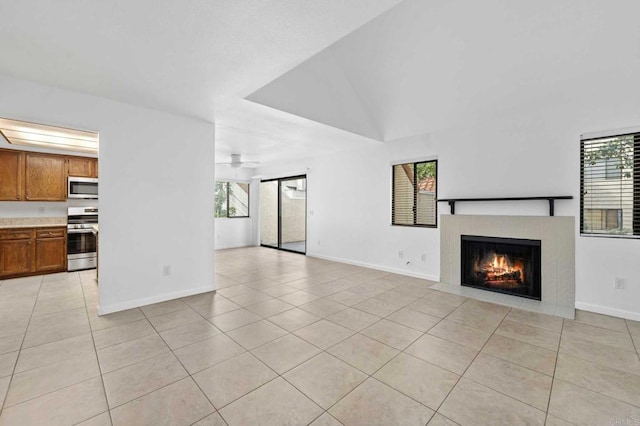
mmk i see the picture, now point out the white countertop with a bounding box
[0,217,67,229]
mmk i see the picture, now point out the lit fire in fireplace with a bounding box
[473,252,525,289]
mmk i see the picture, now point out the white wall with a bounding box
[0,74,216,314]
[246,0,640,323]
[257,137,439,279]
[214,166,256,249]
[431,99,640,321]
[263,93,640,320]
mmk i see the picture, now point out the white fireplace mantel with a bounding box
[438,214,575,318]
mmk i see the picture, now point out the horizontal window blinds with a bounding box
[581,133,639,236]
[392,160,437,227]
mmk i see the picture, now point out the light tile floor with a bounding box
[0,247,639,425]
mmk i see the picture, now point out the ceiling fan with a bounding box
[216,153,260,168]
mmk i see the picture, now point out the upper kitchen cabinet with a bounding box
[67,156,98,178]
[0,148,97,201]
[0,149,25,201]
[25,153,66,201]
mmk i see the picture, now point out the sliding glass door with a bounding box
[259,180,278,248]
[279,176,307,253]
[260,175,306,254]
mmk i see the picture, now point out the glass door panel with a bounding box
[260,181,278,247]
[279,177,306,253]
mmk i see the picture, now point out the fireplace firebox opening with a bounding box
[461,235,541,300]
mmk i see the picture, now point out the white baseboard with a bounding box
[307,253,439,282]
[215,242,254,250]
[98,285,216,316]
[575,301,640,321]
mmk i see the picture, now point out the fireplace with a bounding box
[461,235,541,300]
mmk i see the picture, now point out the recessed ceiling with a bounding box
[0,0,403,166]
[248,0,640,142]
[2,0,638,167]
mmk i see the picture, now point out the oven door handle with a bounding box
[68,229,95,234]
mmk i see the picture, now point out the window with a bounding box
[581,131,639,237]
[215,181,249,218]
[584,208,622,231]
[392,160,437,227]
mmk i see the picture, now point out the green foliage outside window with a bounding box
[215,181,249,218]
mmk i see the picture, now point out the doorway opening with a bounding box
[260,175,307,254]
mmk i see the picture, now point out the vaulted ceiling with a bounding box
[0,0,402,164]
[249,0,640,143]
[1,0,638,166]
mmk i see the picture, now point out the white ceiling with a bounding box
[2,0,639,166]
[0,0,402,165]
[249,0,640,142]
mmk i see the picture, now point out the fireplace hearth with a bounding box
[461,235,541,300]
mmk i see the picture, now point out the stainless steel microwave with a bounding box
[68,177,98,199]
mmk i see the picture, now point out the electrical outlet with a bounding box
[317,240,321,246]
[398,250,404,259]
[421,253,426,262]
[614,277,625,290]
[163,265,171,276]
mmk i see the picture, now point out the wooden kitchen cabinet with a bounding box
[25,153,67,201]
[35,228,67,273]
[0,227,67,278]
[67,156,98,178]
[0,149,25,201]
[0,230,33,277]
[0,148,97,201]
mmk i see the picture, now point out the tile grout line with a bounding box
[283,296,463,421]
[198,283,495,421]
[113,303,220,421]
[176,283,426,423]
[0,284,144,414]
[426,304,514,418]
[625,320,640,362]
[553,320,640,410]
[79,271,115,426]
[0,275,43,414]
[1,276,99,414]
[6,253,637,424]
[544,317,566,426]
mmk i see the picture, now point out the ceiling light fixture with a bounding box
[0,118,99,154]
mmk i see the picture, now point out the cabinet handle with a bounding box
[27,241,31,245]
[16,195,20,200]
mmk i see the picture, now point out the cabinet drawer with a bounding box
[36,228,66,239]
[0,229,33,240]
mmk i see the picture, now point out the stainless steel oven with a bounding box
[68,177,98,199]
[67,207,98,271]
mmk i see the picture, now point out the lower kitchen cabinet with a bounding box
[0,227,67,279]
[0,236,32,276]
[35,229,67,272]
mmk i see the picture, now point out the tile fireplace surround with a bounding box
[438,215,575,319]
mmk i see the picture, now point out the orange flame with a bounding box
[478,253,525,283]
